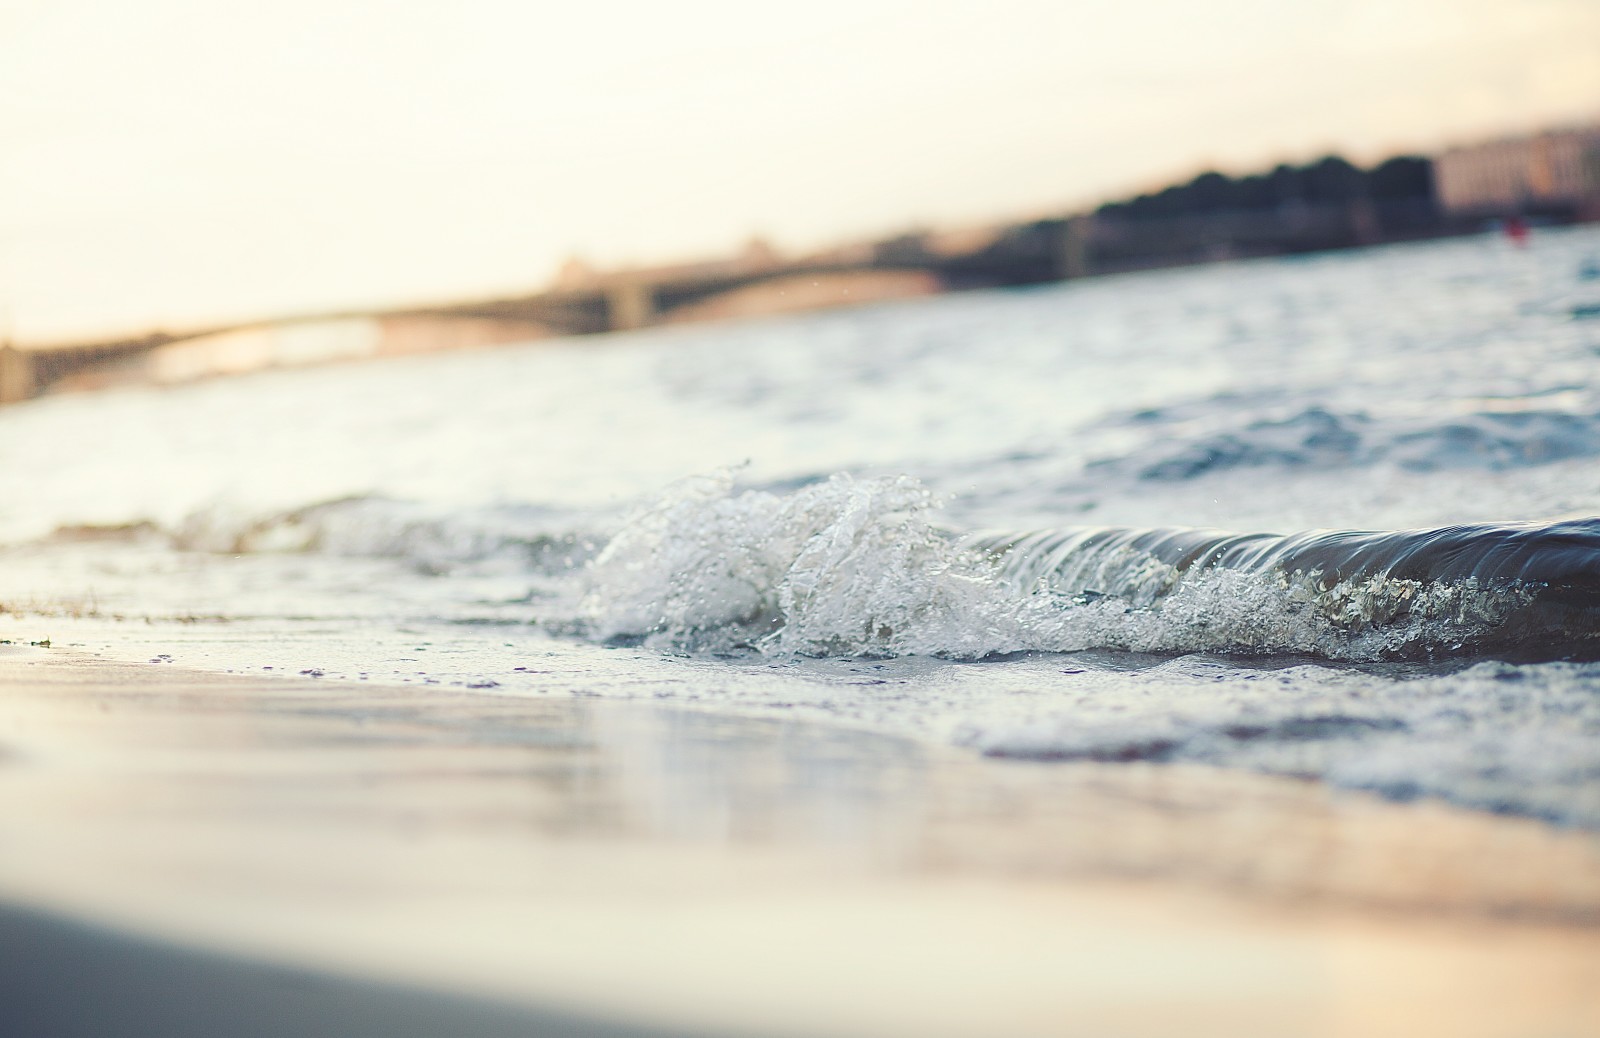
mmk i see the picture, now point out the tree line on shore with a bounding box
[1095,155,1434,221]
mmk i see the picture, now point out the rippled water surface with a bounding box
[4,228,1600,826]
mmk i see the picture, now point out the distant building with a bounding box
[1433,125,1600,218]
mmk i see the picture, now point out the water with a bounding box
[4,227,1600,827]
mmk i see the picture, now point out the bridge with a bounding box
[1,333,184,405]
[0,219,1086,404]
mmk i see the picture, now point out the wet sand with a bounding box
[1,645,1597,1037]
[0,900,699,1038]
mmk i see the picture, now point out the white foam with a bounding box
[577,473,1552,662]
[582,471,1032,657]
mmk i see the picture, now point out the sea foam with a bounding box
[579,473,1600,662]
[582,472,1025,657]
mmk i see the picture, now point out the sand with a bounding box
[0,644,1597,1037]
[0,900,699,1038]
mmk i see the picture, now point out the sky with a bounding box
[2,0,1598,344]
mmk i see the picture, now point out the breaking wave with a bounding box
[580,472,1016,657]
[581,473,1600,662]
[971,518,1600,661]
[43,473,1600,663]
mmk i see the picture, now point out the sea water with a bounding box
[3,227,1599,827]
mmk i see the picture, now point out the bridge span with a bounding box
[1,220,1082,404]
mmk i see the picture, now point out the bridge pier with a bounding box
[0,346,35,405]
[605,281,656,332]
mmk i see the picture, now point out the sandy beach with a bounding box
[0,644,1597,1037]
[6,6,1599,1035]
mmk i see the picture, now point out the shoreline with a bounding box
[2,646,1598,1036]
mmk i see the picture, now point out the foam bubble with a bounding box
[581,472,1032,657]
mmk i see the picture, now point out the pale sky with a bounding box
[3,0,1598,343]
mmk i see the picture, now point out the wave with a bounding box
[43,474,1600,663]
[580,472,1016,657]
[970,518,1600,661]
[580,473,1600,662]
[46,496,604,576]
[1088,406,1600,482]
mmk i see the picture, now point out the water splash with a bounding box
[581,472,1026,656]
[582,474,1600,662]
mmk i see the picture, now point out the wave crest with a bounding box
[582,474,1600,662]
[973,518,1600,661]
[581,472,1025,656]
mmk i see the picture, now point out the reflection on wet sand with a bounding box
[1,648,1597,1036]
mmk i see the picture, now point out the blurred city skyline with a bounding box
[3,0,1598,344]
